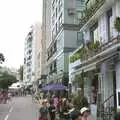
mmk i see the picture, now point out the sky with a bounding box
[0,0,43,69]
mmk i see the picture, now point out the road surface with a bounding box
[0,96,39,120]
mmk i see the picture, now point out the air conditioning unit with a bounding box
[68,8,75,15]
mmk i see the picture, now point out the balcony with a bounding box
[70,36,120,67]
[79,0,105,28]
[47,42,57,61]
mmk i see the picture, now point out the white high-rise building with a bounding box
[23,24,42,83]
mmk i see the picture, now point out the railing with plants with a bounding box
[70,16,120,64]
[69,40,100,63]
[79,0,105,28]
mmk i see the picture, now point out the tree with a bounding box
[0,53,5,64]
[73,91,88,110]
[18,65,23,81]
[0,72,18,89]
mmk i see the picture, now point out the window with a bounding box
[90,22,99,42]
[56,8,57,18]
[77,11,82,20]
[53,41,57,52]
[52,28,56,40]
[27,61,31,66]
[54,61,57,70]
[56,23,57,33]
[52,0,55,11]
[77,32,84,45]
[60,0,62,7]
[52,13,55,25]
[50,48,53,56]
[27,75,30,79]
[58,13,62,29]
[28,68,31,72]
[50,65,52,73]
[107,8,113,40]
[58,0,61,12]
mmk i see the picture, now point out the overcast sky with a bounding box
[0,0,43,69]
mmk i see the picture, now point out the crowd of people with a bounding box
[0,90,12,104]
[38,95,94,120]
[0,87,30,104]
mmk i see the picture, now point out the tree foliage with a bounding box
[73,92,88,110]
[0,72,18,89]
[0,53,5,64]
[114,17,120,35]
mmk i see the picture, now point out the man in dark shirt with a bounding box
[48,100,56,120]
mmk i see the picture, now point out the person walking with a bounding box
[48,100,56,120]
[39,100,50,120]
[80,107,95,120]
[70,110,82,120]
[53,95,58,109]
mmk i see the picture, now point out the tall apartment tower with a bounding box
[40,0,51,84]
[46,0,84,83]
[23,24,42,84]
[42,0,85,84]
[24,28,34,83]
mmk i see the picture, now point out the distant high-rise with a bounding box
[23,24,42,83]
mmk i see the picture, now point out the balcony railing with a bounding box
[71,36,120,64]
[79,0,105,28]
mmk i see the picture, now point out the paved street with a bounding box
[0,96,39,120]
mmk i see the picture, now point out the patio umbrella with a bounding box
[42,84,66,91]
[42,84,52,91]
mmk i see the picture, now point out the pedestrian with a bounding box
[80,107,95,120]
[70,110,82,120]
[39,100,50,120]
[60,98,70,120]
[48,100,56,120]
[53,95,58,109]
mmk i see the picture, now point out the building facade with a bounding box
[24,28,33,83]
[23,24,42,84]
[69,0,120,119]
[40,0,51,85]
[45,0,85,84]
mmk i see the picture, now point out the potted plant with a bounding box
[114,17,120,37]
[87,41,100,52]
[73,91,88,110]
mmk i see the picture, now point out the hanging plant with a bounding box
[79,46,88,60]
[87,41,100,51]
[93,41,100,50]
[114,17,120,36]
[72,74,83,86]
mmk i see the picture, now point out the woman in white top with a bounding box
[80,107,95,120]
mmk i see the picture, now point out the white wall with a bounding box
[83,0,120,44]
[98,13,108,44]
[115,62,120,90]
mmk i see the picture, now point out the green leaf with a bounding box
[114,17,120,33]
